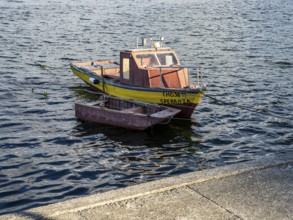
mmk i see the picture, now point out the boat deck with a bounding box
[75,61,120,79]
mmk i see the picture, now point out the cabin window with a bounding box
[157,53,178,66]
[122,58,130,79]
[136,54,159,67]
[136,52,178,67]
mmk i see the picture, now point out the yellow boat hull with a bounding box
[71,65,204,118]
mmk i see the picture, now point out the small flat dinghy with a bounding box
[75,95,181,130]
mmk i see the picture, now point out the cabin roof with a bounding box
[122,48,173,53]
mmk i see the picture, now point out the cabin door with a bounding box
[122,58,130,80]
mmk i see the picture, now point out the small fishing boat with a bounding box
[75,95,181,130]
[70,37,206,118]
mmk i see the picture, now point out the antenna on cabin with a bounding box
[137,37,148,49]
[142,38,147,48]
[160,36,164,47]
[136,36,165,49]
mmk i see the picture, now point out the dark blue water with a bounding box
[0,0,292,215]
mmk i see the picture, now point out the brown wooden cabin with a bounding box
[119,48,190,89]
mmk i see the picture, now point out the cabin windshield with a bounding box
[136,52,178,67]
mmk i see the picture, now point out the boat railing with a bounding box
[147,65,204,89]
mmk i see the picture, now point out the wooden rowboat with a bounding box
[75,96,181,130]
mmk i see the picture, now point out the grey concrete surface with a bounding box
[1,154,293,220]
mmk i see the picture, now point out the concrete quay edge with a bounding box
[1,153,293,220]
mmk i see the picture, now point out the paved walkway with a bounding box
[1,154,293,220]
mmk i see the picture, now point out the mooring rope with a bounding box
[201,92,293,120]
[34,62,68,70]
[81,89,293,120]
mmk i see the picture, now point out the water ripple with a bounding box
[0,0,293,215]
